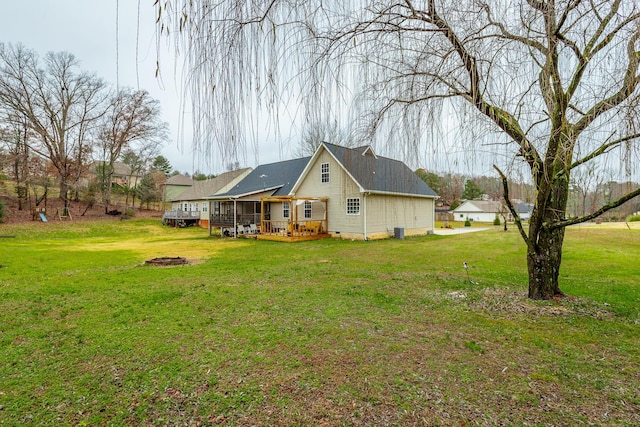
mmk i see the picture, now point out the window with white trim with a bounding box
[346,198,360,215]
[194,202,199,212]
[304,201,312,219]
[321,162,330,183]
[283,201,290,218]
[202,203,208,212]
[183,203,188,212]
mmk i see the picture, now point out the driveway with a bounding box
[433,227,492,235]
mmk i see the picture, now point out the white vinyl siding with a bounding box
[364,195,434,235]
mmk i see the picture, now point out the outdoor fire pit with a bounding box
[145,257,188,266]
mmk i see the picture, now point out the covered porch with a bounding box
[209,199,262,237]
[257,196,330,242]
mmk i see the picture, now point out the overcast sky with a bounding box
[0,1,225,175]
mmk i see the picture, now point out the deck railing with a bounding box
[162,210,200,220]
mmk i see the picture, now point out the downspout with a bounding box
[363,192,368,241]
[432,197,436,233]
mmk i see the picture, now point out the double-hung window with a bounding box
[321,162,330,183]
[304,201,312,219]
[283,202,290,219]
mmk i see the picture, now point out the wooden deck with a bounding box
[256,232,331,242]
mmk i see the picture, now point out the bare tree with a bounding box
[0,43,107,208]
[0,119,31,210]
[570,163,601,217]
[95,88,168,213]
[121,140,161,209]
[295,120,355,157]
[157,1,640,299]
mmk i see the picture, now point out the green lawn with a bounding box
[1,219,639,425]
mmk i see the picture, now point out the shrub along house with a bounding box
[207,142,438,241]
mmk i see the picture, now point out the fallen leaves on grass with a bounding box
[442,287,614,319]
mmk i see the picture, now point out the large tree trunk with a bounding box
[527,226,566,299]
[59,181,70,208]
[526,175,570,299]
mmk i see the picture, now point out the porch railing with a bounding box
[260,220,327,237]
[210,213,261,227]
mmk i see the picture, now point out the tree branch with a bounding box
[548,186,640,229]
[494,164,530,245]
[570,132,640,171]
[426,0,543,174]
[481,2,548,55]
[573,30,640,135]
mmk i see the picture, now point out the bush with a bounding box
[464,219,471,227]
[124,207,136,217]
[0,199,5,223]
[493,215,501,226]
[627,214,640,222]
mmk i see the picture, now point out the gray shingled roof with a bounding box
[323,143,438,197]
[169,168,251,202]
[514,202,534,214]
[212,157,311,198]
[456,200,503,213]
[165,174,194,186]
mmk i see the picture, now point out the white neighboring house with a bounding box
[453,200,504,223]
[453,200,533,223]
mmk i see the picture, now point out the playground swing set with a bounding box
[31,206,73,222]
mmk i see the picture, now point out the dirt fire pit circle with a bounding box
[145,257,188,266]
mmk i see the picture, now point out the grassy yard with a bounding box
[0,219,639,425]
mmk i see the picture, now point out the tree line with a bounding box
[0,43,170,214]
[417,168,639,221]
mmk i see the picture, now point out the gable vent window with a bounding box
[346,198,360,215]
[321,162,330,183]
